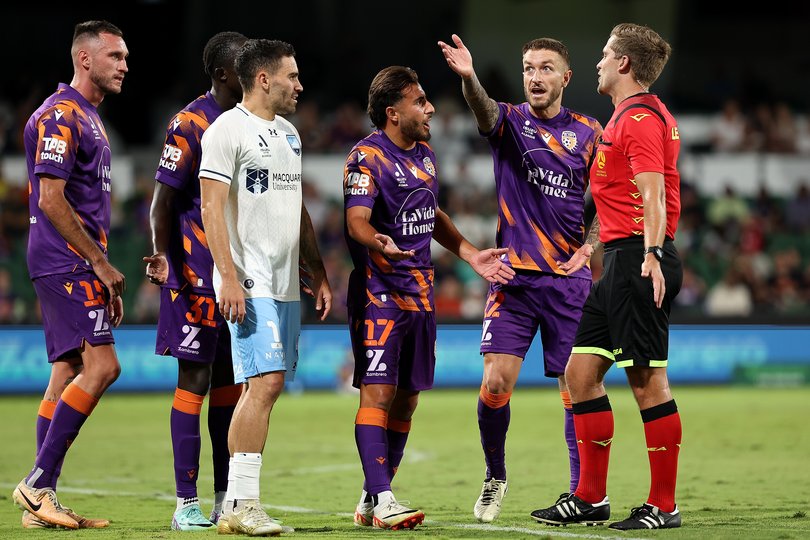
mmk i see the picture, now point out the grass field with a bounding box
[1,386,809,539]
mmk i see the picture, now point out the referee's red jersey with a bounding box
[590,93,681,243]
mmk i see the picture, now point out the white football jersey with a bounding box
[200,104,303,301]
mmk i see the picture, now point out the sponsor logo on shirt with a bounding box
[88,116,101,140]
[246,168,269,194]
[399,205,436,236]
[159,144,183,172]
[525,163,572,199]
[272,172,300,191]
[393,163,409,187]
[521,120,537,140]
[40,136,67,164]
[345,171,370,196]
[257,134,272,157]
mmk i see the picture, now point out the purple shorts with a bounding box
[480,272,590,377]
[349,305,436,391]
[156,288,231,364]
[33,270,116,362]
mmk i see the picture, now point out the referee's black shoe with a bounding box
[609,503,681,530]
[530,493,610,526]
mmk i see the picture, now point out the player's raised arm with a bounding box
[438,33,499,133]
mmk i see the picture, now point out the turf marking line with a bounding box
[1,483,649,538]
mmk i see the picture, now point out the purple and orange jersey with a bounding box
[485,102,602,279]
[155,92,224,294]
[25,83,112,278]
[343,130,440,312]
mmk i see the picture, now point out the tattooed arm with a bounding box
[438,33,500,134]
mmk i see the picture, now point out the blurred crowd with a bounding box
[707,98,810,155]
[1,94,810,325]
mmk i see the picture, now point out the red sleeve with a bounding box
[620,113,665,176]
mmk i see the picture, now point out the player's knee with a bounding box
[484,380,510,395]
[178,362,212,394]
[83,361,120,391]
[102,362,122,386]
[563,361,588,394]
[247,375,284,406]
[483,371,514,394]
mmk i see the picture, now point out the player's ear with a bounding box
[618,55,632,75]
[562,69,572,88]
[213,66,227,82]
[386,105,398,125]
[258,71,270,91]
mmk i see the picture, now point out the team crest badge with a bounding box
[422,156,436,176]
[561,130,578,151]
[286,134,301,156]
[246,168,269,194]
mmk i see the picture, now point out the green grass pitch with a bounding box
[1,386,809,538]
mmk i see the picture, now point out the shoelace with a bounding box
[241,505,272,524]
[480,485,497,504]
[183,506,208,519]
[42,490,62,508]
[554,493,570,505]
[627,505,658,521]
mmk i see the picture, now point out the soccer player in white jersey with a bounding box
[199,39,332,536]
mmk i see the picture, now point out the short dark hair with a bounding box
[367,66,420,129]
[522,38,570,68]
[203,31,248,78]
[235,39,296,93]
[72,20,123,44]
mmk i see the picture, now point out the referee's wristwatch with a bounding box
[644,246,664,261]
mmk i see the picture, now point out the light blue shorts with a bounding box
[227,298,300,383]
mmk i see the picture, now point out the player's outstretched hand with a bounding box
[470,247,515,284]
[375,233,415,261]
[438,34,475,79]
[143,252,169,285]
[557,243,595,275]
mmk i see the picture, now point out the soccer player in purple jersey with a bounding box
[143,31,247,531]
[12,20,128,530]
[345,66,515,530]
[439,34,603,522]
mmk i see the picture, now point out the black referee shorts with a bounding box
[572,237,682,368]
